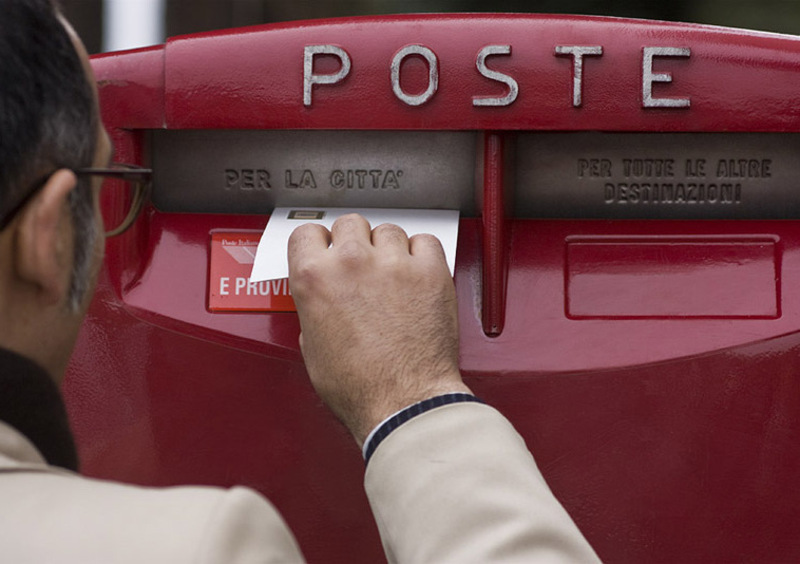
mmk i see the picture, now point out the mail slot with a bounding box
[64,14,800,562]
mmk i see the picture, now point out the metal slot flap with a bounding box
[517,132,798,219]
[150,130,477,215]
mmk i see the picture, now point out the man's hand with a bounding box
[288,214,471,447]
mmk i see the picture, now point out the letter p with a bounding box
[304,45,351,106]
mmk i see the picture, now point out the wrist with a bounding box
[362,391,483,464]
[354,380,472,447]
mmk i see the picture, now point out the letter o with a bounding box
[391,45,439,106]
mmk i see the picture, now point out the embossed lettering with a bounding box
[642,47,691,108]
[225,169,271,191]
[382,170,401,189]
[391,45,439,106]
[685,159,706,177]
[285,170,317,189]
[304,45,352,106]
[715,159,772,178]
[330,169,403,190]
[578,158,612,177]
[622,159,675,177]
[604,182,742,205]
[473,45,519,107]
[555,46,603,107]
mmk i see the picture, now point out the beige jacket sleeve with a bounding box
[0,471,304,563]
[364,402,600,563]
[0,421,304,563]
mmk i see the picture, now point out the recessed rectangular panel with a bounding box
[566,237,779,319]
[517,133,800,219]
[151,130,477,215]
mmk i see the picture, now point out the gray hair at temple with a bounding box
[0,0,98,309]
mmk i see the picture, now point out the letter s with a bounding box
[473,45,518,107]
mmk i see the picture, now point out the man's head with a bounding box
[0,0,110,380]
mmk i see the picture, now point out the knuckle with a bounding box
[335,238,368,264]
[410,235,447,265]
[288,223,325,250]
[377,252,405,274]
[410,232,440,248]
[374,222,404,236]
[288,257,314,284]
[288,255,324,294]
[334,213,368,231]
[289,222,314,240]
[373,223,409,244]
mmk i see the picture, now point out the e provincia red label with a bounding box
[208,231,296,312]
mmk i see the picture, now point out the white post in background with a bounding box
[103,0,166,52]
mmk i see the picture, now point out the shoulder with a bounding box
[0,466,303,563]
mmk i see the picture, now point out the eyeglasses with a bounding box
[74,163,152,237]
[0,162,152,237]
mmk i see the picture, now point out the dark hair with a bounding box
[0,0,98,308]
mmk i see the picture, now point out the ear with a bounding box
[14,169,77,305]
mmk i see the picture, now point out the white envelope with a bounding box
[250,207,460,282]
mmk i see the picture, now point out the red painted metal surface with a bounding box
[161,15,800,132]
[64,14,800,562]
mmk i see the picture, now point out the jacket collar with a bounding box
[0,347,78,471]
[0,420,47,467]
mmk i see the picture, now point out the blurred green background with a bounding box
[62,0,800,54]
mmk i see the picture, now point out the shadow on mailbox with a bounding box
[65,14,800,563]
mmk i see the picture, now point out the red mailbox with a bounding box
[65,14,800,562]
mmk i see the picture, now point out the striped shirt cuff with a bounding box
[363,393,484,465]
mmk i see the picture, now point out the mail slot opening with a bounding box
[148,130,478,216]
[515,132,800,219]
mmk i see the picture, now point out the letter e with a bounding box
[642,47,691,108]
